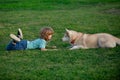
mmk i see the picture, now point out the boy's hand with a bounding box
[48,49,58,51]
[46,45,57,49]
[41,48,47,51]
[51,46,57,49]
[40,48,58,51]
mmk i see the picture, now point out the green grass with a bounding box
[0,0,120,80]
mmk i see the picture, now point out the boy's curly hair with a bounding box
[40,27,54,41]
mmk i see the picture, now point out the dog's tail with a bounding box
[114,37,120,45]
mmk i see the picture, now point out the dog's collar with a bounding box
[70,39,76,44]
[70,36,77,45]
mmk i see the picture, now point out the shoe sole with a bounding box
[10,34,20,42]
[18,28,23,39]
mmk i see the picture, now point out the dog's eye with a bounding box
[66,32,69,37]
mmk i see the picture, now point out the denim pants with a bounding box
[6,40,27,51]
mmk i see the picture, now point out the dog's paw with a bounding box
[69,46,81,50]
[69,48,74,50]
[67,46,73,48]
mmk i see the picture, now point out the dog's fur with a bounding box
[62,29,120,50]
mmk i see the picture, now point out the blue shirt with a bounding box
[26,38,46,49]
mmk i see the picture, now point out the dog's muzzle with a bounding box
[62,37,69,42]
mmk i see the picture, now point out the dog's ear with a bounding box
[65,29,70,37]
[65,28,69,32]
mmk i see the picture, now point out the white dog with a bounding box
[62,29,120,50]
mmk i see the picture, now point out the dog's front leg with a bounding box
[69,46,82,50]
[67,45,73,48]
[69,45,88,50]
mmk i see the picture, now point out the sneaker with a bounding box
[10,34,21,42]
[17,28,23,39]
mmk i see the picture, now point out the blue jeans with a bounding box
[6,40,27,51]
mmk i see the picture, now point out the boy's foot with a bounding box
[17,28,23,39]
[10,34,21,42]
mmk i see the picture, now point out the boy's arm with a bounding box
[40,48,58,51]
[46,45,57,49]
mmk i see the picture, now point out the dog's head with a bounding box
[62,29,70,42]
[62,29,79,44]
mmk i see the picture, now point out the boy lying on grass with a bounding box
[6,27,56,51]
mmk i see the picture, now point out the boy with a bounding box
[6,27,56,51]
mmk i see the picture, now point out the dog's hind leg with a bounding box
[98,38,116,48]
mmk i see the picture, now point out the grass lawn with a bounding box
[0,0,120,80]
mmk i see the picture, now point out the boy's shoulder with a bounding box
[35,38,46,42]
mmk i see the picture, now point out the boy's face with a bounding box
[48,35,52,40]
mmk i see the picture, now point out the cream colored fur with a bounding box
[62,29,120,50]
